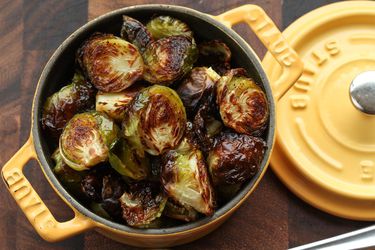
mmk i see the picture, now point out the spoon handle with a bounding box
[289,225,375,250]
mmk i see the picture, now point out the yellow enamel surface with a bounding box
[214,4,303,100]
[1,135,95,242]
[263,1,375,220]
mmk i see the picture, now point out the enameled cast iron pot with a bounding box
[1,4,302,247]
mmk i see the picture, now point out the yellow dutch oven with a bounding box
[1,4,302,247]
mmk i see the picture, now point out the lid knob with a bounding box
[350,71,375,115]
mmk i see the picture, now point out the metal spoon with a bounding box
[289,225,375,250]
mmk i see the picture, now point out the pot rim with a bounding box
[31,4,276,236]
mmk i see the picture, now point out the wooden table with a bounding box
[0,0,371,249]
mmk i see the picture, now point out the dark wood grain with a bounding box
[0,0,369,249]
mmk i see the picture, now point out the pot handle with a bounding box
[1,135,95,242]
[214,4,303,100]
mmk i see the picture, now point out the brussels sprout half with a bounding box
[146,16,193,40]
[78,33,144,92]
[109,139,149,180]
[161,137,215,215]
[42,72,96,137]
[121,15,153,53]
[198,40,232,75]
[216,68,269,135]
[207,133,266,186]
[143,36,198,85]
[123,85,187,156]
[60,112,120,171]
[176,67,220,116]
[198,40,231,64]
[95,83,146,122]
[119,181,167,227]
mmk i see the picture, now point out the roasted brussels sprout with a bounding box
[78,33,144,92]
[81,169,126,220]
[119,181,167,227]
[109,139,149,180]
[161,137,215,215]
[176,67,220,116]
[42,72,96,137]
[123,85,187,156]
[52,148,84,196]
[163,200,199,222]
[121,15,153,53]
[146,16,193,40]
[207,133,266,186]
[198,40,232,75]
[216,69,269,135]
[143,36,198,85]
[95,83,146,122]
[60,112,120,171]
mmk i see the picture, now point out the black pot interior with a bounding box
[33,5,275,234]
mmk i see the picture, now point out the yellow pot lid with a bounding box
[262,1,375,220]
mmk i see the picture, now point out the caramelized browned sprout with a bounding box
[123,85,187,156]
[161,137,215,215]
[146,16,193,40]
[119,181,167,227]
[59,112,119,171]
[143,36,198,85]
[109,139,149,180]
[42,73,95,137]
[207,133,266,186]
[198,40,231,75]
[121,15,153,52]
[95,83,146,122]
[81,170,126,220]
[163,200,199,222]
[216,68,269,135]
[78,33,144,92]
[176,67,220,116]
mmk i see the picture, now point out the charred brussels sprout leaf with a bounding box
[60,112,119,171]
[119,181,167,227]
[193,89,223,152]
[109,139,149,180]
[207,133,266,186]
[146,16,193,40]
[42,72,96,137]
[95,83,146,122]
[143,36,198,85]
[78,33,144,92]
[198,40,232,75]
[121,15,153,53]
[217,69,269,135]
[163,199,199,222]
[161,137,215,215]
[176,67,220,116]
[123,85,187,156]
